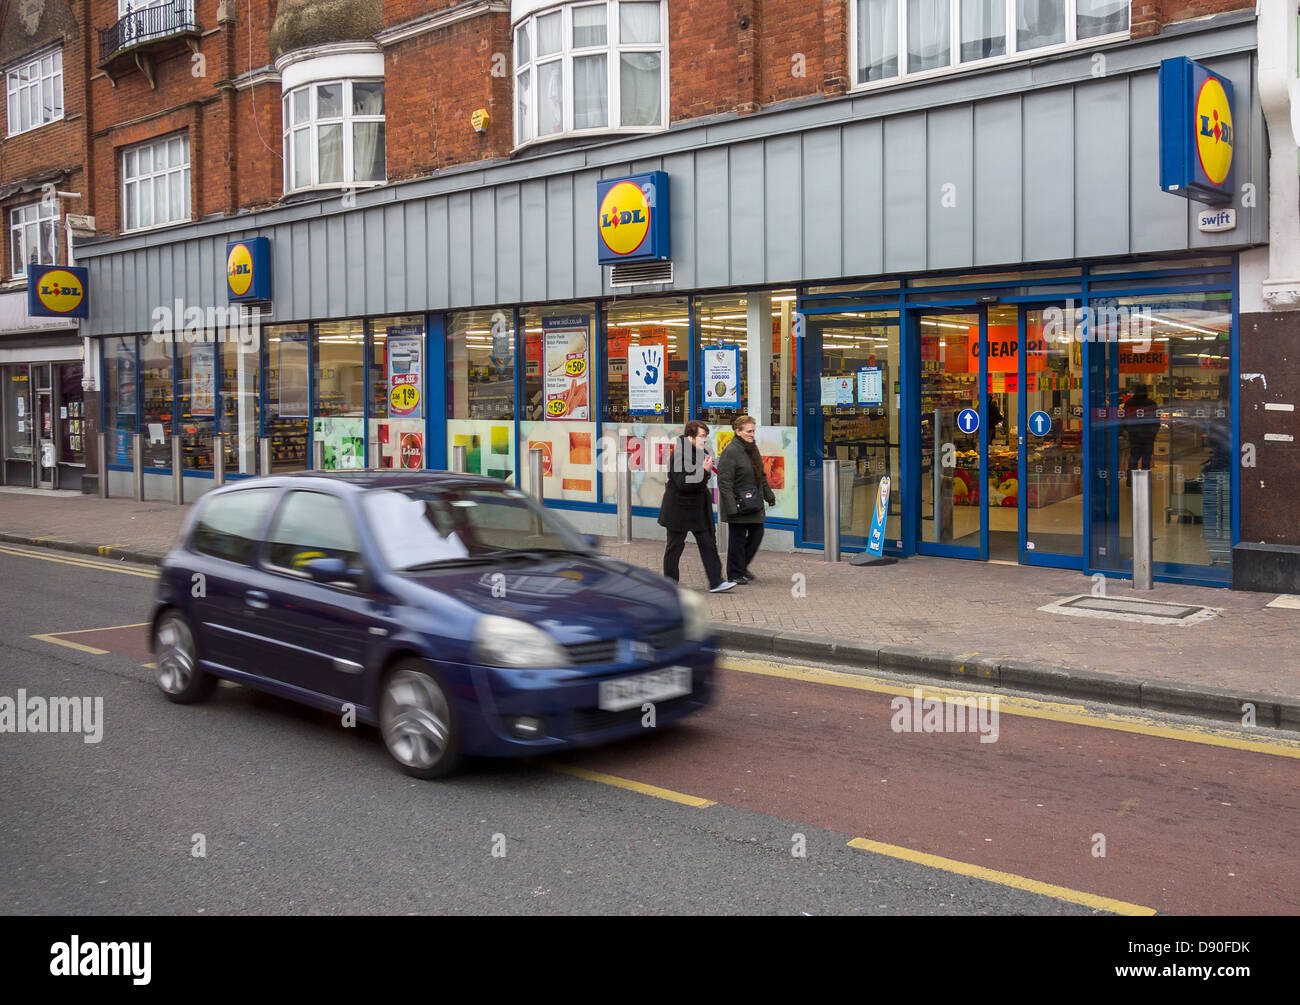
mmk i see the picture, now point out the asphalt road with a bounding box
[2,544,1298,916]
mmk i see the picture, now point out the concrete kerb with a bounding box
[5,531,1300,731]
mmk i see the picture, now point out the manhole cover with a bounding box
[1037,594,1220,626]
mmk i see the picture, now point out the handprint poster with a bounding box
[628,330,667,415]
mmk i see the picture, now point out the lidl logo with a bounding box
[36,270,85,314]
[599,181,651,256]
[1194,76,1233,186]
[227,243,254,297]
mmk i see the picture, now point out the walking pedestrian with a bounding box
[717,415,775,584]
[658,420,736,593]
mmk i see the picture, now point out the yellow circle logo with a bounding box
[1194,77,1233,187]
[35,269,85,314]
[598,182,651,256]
[227,243,254,297]
[564,357,586,376]
[389,384,420,413]
[546,398,568,417]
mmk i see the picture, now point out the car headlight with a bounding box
[472,615,567,668]
[679,587,712,642]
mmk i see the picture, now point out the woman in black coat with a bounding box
[657,420,735,593]
[717,414,776,583]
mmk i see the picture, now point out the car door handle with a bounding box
[245,590,270,610]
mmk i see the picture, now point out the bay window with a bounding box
[514,0,667,145]
[282,79,385,192]
[853,0,1128,87]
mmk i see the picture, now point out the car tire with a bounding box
[379,661,462,779]
[153,609,217,705]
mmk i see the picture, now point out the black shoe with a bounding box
[741,571,757,583]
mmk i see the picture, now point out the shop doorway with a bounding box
[912,304,1084,565]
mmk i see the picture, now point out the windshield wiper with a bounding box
[481,547,594,560]
[399,556,501,571]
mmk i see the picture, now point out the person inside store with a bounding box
[658,420,736,593]
[1122,382,1161,478]
[718,414,776,584]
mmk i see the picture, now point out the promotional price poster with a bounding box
[857,366,882,407]
[628,328,668,415]
[701,346,739,408]
[543,316,590,420]
[192,344,216,417]
[387,328,424,419]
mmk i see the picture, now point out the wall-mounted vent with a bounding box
[610,260,673,287]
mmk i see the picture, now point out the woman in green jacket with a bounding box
[717,414,775,584]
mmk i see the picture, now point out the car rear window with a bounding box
[190,488,278,565]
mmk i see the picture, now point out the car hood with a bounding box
[402,554,683,642]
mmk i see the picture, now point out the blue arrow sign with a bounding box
[957,408,980,434]
[1029,410,1052,436]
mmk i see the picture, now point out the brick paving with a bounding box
[3,487,1299,703]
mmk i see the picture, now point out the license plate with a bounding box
[598,666,692,712]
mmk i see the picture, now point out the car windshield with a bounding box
[363,483,592,571]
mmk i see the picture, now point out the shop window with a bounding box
[9,200,59,280]
[264,325,310,472]
[369,316,426,470]
[5,48,62,137]
[283,79,385,193]
[447,310,516,482]
[521,304,598,502]
[58,363,85,465]
[221,337,260,475]
[3,366,33,463]
[139,336,174,468]
[313,319,365,469]
[853,0,1127,87]
[104,336,137,466]
[177,341,216,471]
[122,133,191,232]
[514,1,667,146]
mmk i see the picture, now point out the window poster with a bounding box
[857,366,883,407]
[387,326,423,419]
[543,315,590,420]
[701,345,739,408]
[628,327,668,416]
[192,344,216,416]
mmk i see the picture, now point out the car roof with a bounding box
[207,470,508,496]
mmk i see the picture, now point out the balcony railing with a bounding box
[99,0,199,66]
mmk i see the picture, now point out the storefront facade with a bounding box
[78,13,1261,587]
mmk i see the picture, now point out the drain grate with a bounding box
[1037,594,1220,626]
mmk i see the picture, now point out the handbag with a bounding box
[734,487,763,515]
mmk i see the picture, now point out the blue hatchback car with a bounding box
[150,471,716,777]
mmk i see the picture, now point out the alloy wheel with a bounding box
[381,668,452,772]
[155,614,196,695]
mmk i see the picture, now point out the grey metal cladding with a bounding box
[79,16,1259,334]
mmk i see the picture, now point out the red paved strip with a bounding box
[555,667,1300,915]
[52,625,152,663]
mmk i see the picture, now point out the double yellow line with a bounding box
[0,542,158,579]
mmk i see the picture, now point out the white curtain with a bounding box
[908,0,950,72]
[857,0,899,82]
[620,53,660,126]
[1017,0,1065,51]
[619,2,660,44]
[1077,0,1128,39]
[351,83,384,182]
[573,54,608,128]
[538,61,563,135]
[960,0,1004,61]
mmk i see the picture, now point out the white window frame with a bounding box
[9,200,60,281]
[281,78,386,194]
[120,132,192,234]
[849,0,1129,92]
[5,47,64,137]
[513,0,669,149]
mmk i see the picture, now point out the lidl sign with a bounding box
[596,171,670,266]
[27,265,89,319]
[226,236,271,302]
[1159,57,1235,205]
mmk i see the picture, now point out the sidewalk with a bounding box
[3,487,1299,728]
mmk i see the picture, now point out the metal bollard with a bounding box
[213,433,225,487]
[823,459,840,562]
[312,438,324,471]
[97,432,108,499]
[1131,468,1153,590]
[451,443,467,473]
[132,433,144,501]
[259,437,271,477]
[529,446,545,505]
[615,449,633,543]
[172,435,184,505]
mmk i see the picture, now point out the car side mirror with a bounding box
[583,534,600,550]
[303,557,360,585]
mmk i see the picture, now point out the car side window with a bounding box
[265,491,362,575]
[190,488,278,565]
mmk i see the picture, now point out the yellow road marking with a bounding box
[0,544,157,578]
[29,632,109,656]
[59,621,151,636]
[847,836,1156,916]
[548,764,716,808]
[142,662,156,669]
[720,656,1300,759]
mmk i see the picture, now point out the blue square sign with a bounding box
[596,171,670,266]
